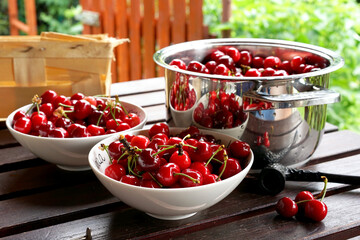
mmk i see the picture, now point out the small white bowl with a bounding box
[192,94,249,139]
[88,127,253,220]
[6,101,147,171]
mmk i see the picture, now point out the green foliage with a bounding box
[36,0,83,34]
[203,0,360,133]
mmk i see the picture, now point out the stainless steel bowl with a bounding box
[153,38,344,169]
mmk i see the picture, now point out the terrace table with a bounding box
[1,77,360,239]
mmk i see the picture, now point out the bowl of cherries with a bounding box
[192,89,248,139]
[6,90,147,171]
[88,123,254,220]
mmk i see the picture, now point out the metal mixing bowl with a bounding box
[153,38,344,169]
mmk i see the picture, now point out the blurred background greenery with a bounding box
[1,0,359,133]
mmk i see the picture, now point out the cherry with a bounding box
[151,133,169,143]
[105,162,126,181]
[226,47,241,63]
[188,141,212,162]
[304,200,328,222]
[239,50,252,66]
[169,59,186,70]
[115,122,131,132]
[13,116,32,134]
[187,61,206,73]
[219,157,242,179]
[229,140,251,158]
[262,67,276,77]
[73,99,92,120]
[39,121,55,137]
[147,137,166,151]
[120,175,140,186]
[13,110,27,121]
[189,161,211,176]
[203,173,220,185]
[178,168,203,187]
[244,68,261,77]
[252,56,264,68]
[213,63,231,76]
[106,119,122,130]
[210,49,225,61]
[55,117,72,129]
[276,197,298,218]
[41,90,58,104]
[53,95,71,109]
[140,179,161,188]
[290,56,305,72]
[169,149,191,170]
[205,60,217,74]
[48,127,69,138]
[83,96,97,106]
[138,148,161,172]
[31,111,47,131]
[87,124,105,136]
[217,55,235,71]
[156,163,180,187]
[72,125,90,138]
[264,56,281,69]
[70,92,85,101]
[149,122,169,138]
[39,103,54,117]
[130,135,150,149]
[279,60,293,74]
[273,70,288,76]
[123,113,140,127]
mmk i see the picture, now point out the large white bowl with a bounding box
[6,101,147,171]
[88,127,253,220]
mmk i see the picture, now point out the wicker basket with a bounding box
[0,32,128,119]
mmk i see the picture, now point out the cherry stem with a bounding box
[205,145,224,167]
[58,103,74,108]
[96,111,104,126]
[127,155,141,178]
[144,172,163,188]
[115,96,129,116]
[100,144,113,164]
[316,176,328,202]
[217,150,229,180]
[174,172,200,184]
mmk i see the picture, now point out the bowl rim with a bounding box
[6,99,148,142]
[88,127,254,192]
[153,37,344,81]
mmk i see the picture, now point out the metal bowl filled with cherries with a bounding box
[153,38,344,170]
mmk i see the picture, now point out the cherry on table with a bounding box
[304,199,328,222]
[276,197,298,218]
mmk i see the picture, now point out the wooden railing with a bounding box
[8,0,37,35]
[80,0,210,83]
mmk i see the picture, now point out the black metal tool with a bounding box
[257,163,360,195]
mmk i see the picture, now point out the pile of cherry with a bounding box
[275,176,328,222]
[11,90,141,138]
[169,73,196,111]
[168,46,328,77]
[102,123,251,188]
[193,90,248,129]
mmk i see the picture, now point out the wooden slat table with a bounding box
[1,77,360,239]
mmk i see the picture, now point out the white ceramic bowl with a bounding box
[88,127,253,220]
[192,94,249,139]
[6,101,147,171]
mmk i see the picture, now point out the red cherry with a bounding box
[147,137,166,151]
[188,141,212,162]
[106,119,122,130]
[151,133,169,142]
[108,141,125,160]
[213,63,230,76]
[53,95,71,109]
[264,56,281,69]
[290,56,306,72]
[229,140,251,158]
[70,92,85,101]
[83,96,97,106]
[187,61,206,73]
[210,50,225,61]
[72,125,90,138]
[304,200,328,222]
[252,56,264,68]
[48,127,69,138]
[279,60,293,74]
[13,110,27,121]
[120,175,140,186]
[38,121,55,137]
[73,99,92,120]
[217,55,235,71]
[39,103,54,118]
[105,162,126,181]
[205,60,217,74]
[149,123,169,139]
[262,67,276,77]
[273,70,289,76]
[218,157,242,179]
[123,113,140,127]
[130,135,150,149]
[244,68,261,77]
[276,197,298,218]
[41,90,58,104]
[156,163,180,187]
[140,179,161,188]
[178,168,203,188]
[55,117,72,129]
[189,161,211,176]
[115,122,131,132]
[87,124,105,136]
[31,111,47,131]
[239,50,252,66]
[13,116,32,134]
[203,173,220,185]
[169,59,186,70]
[226,47,241,62]
[169,150,191,170]
[138,148,161,172]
